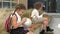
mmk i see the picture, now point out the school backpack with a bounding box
[5,13,18,32]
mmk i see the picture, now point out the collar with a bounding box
[15,12,21,18]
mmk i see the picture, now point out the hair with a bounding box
[34,2,42,9]
[13,4,26,14]
[15,4,26,11]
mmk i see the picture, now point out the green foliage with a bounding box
[22,12,28,18]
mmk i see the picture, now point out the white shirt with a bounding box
[31,9,43,19]
[15,12,21,23]
[15,12,23,27]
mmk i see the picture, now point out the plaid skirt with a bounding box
[10,27,29,34]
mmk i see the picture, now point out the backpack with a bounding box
[5,13,18,32]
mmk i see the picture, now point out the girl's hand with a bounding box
[22,17,27,23]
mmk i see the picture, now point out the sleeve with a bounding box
[31,10,36,19]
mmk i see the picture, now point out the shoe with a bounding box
[46,26,54,32]
[39,30,45,34]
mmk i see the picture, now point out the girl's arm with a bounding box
[12,15,26,29]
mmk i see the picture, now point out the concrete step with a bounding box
[45,32,54,34]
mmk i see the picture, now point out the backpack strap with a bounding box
[12,13,18,21]
[14,14,18,21]
[11,13,18,29]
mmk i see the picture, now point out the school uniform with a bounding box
[31,9,44,23]
[10,12,29,34]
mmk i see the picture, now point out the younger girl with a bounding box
[10,4,33,34]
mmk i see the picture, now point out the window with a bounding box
[1,0,17,8]
[0,2,2,8]
[3,2,10,8]
[46,0,57,13]
[28,0,45,9]
[12,0,17,1]
[0,0,17,8]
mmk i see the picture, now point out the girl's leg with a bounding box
[40,17,48,34]
[43,17,53,31]
[43,17,48,30]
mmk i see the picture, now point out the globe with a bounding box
[24,18,32,27]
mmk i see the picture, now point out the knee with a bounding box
[43,21,47,24]
[43,17,48,23]
[43,21,48,26]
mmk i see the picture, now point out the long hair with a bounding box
[13,4,26,14]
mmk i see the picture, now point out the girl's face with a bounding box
[17,9,25,16]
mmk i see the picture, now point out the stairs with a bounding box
[45,32,54,34]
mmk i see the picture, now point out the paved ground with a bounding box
[49,18,60,34]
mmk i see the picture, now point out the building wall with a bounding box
[19,0,27,9]
[0,0,28,9]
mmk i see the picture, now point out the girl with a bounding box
[10,4,33,34]
[31,2,53,34]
